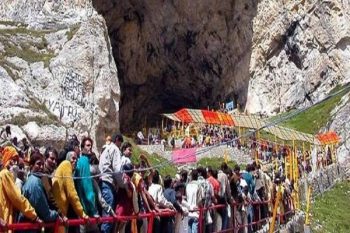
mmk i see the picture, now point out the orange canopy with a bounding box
[316,131,340,145]
[166,108,235,126]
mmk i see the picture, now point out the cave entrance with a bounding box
[92,0,258,133]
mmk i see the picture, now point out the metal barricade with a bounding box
[1,198,296,233]
[2,210,177,233]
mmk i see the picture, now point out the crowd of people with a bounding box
[179,126,237,149]
[0,124,333,233]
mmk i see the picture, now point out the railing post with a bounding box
[147,212,155,233]
[53,219,60,233]
[233,203,237,233]
[258,202,261,230]
[198,207,204,233]
[269,185,282,233]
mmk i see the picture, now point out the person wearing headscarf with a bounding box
[52,150,88,233]
[0,146,42,232]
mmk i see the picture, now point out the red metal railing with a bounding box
[1,198,295,233]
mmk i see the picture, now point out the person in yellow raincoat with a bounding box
[0,146,42,232]
[52,150,88,233]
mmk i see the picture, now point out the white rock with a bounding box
[22,121,66,148]
[246,0,350,115]
[0,0,120,152]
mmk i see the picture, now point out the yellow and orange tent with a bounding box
[316,131,340,145]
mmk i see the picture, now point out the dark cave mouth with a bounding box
[118,81,239,133]
[91,0,258,133]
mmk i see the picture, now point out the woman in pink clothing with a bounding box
[115,163,138,233]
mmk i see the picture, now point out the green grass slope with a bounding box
[269,86,348,134]
[311,181,350,233]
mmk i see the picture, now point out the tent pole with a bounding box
[181,121,184,137]
[303,142,306,163]
[145,115,148,143]
[284,152,288,179]
[161,117,164,136]
[274,135,277,178]
[289,146,292,182]
[256,130,260,164]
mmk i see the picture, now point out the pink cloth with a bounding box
[171,148,197,164]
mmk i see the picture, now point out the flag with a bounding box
[172,148,197,164]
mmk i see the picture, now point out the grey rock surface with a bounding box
[246,0,350,115]
[92,0,258,131]
[0,0,119,150]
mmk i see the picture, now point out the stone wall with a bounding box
[138,144,165,156]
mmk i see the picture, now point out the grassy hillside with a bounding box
[269,85,348,134]
[311,181,350,233]
[197,157,237,169]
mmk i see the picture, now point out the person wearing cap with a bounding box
[0,146,42,231]
[99,133,123,233]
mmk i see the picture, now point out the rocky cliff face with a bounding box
[246,0,350,162]
[92,0,258,131]
[328,93,350,164]
[0,0,119,150]
[246,0,350,114]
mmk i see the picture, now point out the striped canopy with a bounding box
[316,131,340,145]
[163,109,321,144]
[232,114,316,144]
[163,108,235,126]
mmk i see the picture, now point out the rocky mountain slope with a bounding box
[245,0,350,162]
[0,0,119,150]
[246,0,350,113]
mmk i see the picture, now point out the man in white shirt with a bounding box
[217,163,232,231]
[186,169,203,233]
[148,170,174,209]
